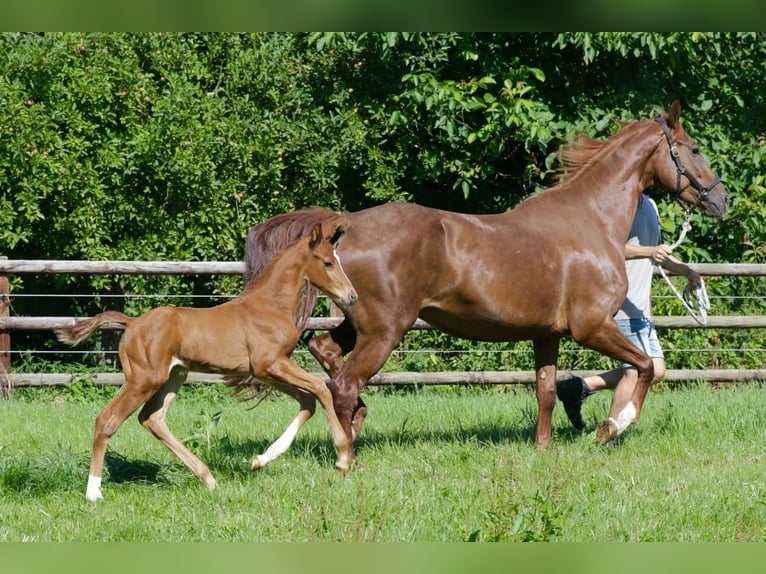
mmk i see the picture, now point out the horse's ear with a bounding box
[666,100,682,129]
[328,223,345,247]
[308,223,323,249]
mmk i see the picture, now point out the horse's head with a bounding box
[306,218,357,311]
[652,100,729,218]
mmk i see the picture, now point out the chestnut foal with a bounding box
[56,219,357,501]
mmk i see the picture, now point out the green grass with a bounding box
[1,382,765,541]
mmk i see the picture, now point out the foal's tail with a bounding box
[55,311,133,346]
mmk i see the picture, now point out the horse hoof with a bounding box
[85,491,103,502]
[596,419,618,445]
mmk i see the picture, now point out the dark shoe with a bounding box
[556,376,592,430]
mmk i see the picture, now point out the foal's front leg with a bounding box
[251,382,316,470]
[260,357,353,473]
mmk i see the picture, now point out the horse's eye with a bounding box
[691,147,701,156]
[324,261,333,268]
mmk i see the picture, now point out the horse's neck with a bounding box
[241,248,308,314]
[553,124,660,234]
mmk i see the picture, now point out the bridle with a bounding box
[654,115,717,325]
[654,116,722,215]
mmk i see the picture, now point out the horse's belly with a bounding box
[419,307,562,342]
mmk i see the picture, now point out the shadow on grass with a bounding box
[63,419,589,489]
[103,451,170,486]
[210,418,589,472]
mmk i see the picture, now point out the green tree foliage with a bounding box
[2,32,765,370]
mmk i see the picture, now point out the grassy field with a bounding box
[1,380,765,542]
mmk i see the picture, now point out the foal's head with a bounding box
[305,218,357,312]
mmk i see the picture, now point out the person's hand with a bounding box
[686,269,703,291]
[650,244,673,263]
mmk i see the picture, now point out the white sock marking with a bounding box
[85,475,103,501]
[615,402,638,434]
[255,416,303,467]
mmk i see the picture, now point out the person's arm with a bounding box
[624,243,702,289]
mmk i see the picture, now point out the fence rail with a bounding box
[2,258,765,389]
[3,259,766,276]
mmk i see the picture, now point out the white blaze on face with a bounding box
[333,249,351,295]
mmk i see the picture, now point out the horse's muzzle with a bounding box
[702,187,730,218]
[339,291,358,310]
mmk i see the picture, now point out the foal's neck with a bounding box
[240,245,309,314]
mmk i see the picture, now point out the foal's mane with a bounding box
[243,208,344,334]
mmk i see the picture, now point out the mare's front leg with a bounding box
[251,382,316,470]
[308,322,368,440]
[575,320,654,444]
[533,336,560,449]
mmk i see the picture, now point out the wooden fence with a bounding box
[2,258,766,390]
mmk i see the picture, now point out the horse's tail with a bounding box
[55,311,133,346]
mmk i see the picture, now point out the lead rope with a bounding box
[656,212,710,325]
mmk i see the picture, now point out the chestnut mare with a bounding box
[56,219,357,501]
[243,101,729,467]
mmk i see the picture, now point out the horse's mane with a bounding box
[552,121,632,185]
[243,206,341,334]
[243,207,338,283]
[229,207,341,400]
[553,105,667,185]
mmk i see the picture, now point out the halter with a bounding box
[654,116,721,215]
[653,116,715,325]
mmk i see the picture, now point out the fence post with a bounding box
[1,256,11,397]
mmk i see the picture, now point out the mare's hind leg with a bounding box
[575,320,653,444]
[532,336,560,449]
[137,368,217,490]
[251,382,316,470]
[86,371,161,501]
[308,320,367,440]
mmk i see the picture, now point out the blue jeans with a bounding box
[617,318,664,366]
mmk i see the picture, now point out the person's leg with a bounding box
[557,367,625,429]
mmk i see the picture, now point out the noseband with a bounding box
[654,116,721,213]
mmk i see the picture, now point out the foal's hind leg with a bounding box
[86,374,160,501]
[251,382,316,470]
[137,368,217,490]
